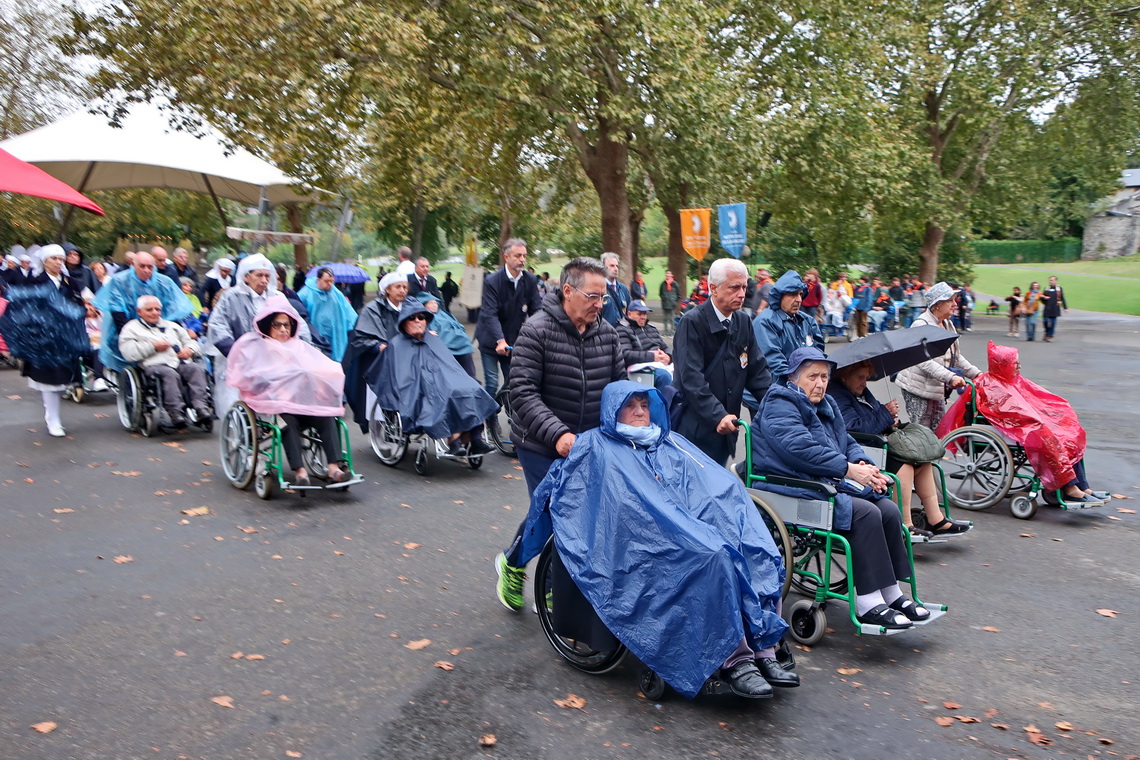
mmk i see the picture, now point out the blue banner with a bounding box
[718,203,747,258]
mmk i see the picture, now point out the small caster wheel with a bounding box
[788,598,826,646]
[414,447,429,475]
[1009,494,1037,520]
[255,471,278,500]
[141,410,159,437]
[639,667,668,701]
[468,455,483,470]
[911,507,928,531]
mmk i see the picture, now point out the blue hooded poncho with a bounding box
[518,380,788,699]
[95,267,192,371]
[751,270,825,379]
[415,292,473,356]
[298,279,358,361]
[369,300,497,438]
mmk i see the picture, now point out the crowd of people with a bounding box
[0,241,1103,701]
[1001,276,1068,342]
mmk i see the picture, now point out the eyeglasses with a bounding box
[571,286,610,303]
[270,321,292,330]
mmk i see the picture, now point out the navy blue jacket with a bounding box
[475,267,542,354]
[600,279,631,325]
[751,271,825,379]
[826,381,895,435]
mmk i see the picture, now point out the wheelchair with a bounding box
[533,491,794,700]
[736,423,947,646]
[822,304,853,343]
[63,356,112,404]
[220,401,363,499]
[367,400,484,476]
[486,386,516,457]
[116,361,214,437]
[937,379,1102,520]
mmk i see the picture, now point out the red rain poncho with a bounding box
[937,341,1085,491]
[226,295,345,417]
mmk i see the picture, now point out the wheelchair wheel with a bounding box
[790,532,848,598]
[369,402,407,466]
[639,668,669,701]
[66,383,85,404]
[1009,494,1038,520]
[414,444,430,476]
[468,454,483,470]
[488,387,516,457]
[254,469,278,500]
[748,493,793,600]
[787,599,826,646]
[220,402,258,490]
[301,429,329,479]
[535,539,626,674]
[116,367,144,431]
[939,425,1013,510]
[140,408,160,437]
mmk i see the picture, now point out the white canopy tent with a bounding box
[0,102,334,236]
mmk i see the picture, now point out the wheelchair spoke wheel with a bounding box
[369,402,407,466]
[116,368,144,431]
[220,402,257,490]
[790,533,848,598]
[488,387,516,457]
[939,425,1013,510]
[534,539,626,674]
[301,429,329,479]
[749,493,793,601]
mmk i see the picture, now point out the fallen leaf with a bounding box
[230,651,244,659]
[1096,609,1118,618]
[956,715,981,724]
[111,471,142,477]
[181,506,210,516]
[1028,733,1053,746]
[478,734,497,748]
[1018,533,1035,538]
[554,693,587,710]
[285,752,302,758]
[31,721,57,734]
[452,500,464,504]
[6,394,22,400]
[1116,507,1136,513]
[1107,515,1122,520]
[448,648,462,655]
[943,701,962,710]
[1098,737,1114,745]
[404,638,431,650]
[934,717,955,727]
[53,508,75,514]
[201,460,213,466]
[210,696,235,709]
[433,660,454,671]
[403,542,421,549]
[245,654,265,661]
[837,667,862,675]
[113,555,134,564]
[163,441,181,448]
[1035,703,1054,709]
[984,708,999,718]
[1055,721,1075,731]
[237,526,259,534]
[991,723,1010,730]
[214,536,224,541]
[174,650,187,657]
[982,626,1001,633]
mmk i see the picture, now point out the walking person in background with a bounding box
[659,269,680,336]
[1005,286,1023,337]
[852,276,872,338]
[1022,282,1042,341]
[474,238,542,393]
[440,272,459,313]
[1041,276,1067,342]
[800,268,824,321]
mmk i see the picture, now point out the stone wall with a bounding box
[1082,188,1140,260]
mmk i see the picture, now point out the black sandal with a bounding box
[929,518,972,536]
[856,603,912,630]
[888,596,930,622]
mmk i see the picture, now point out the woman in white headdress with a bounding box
[202,257,236,310]
[342,271,409,430]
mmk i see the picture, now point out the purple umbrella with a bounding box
[306,262,370,284]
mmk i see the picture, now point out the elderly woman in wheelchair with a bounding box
[516,381,794,700]
[828,359,971,541]
[224,295,355,493]
[748,347,934,633]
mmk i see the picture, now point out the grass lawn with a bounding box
[970,259,1140,316]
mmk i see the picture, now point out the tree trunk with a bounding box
[577,118,634,277]
[919,221,944,284]
[629,205,645,277]
[410,201,426,258]
[498,191,513,265]
[283,203,308,271]
[661,199,688,295]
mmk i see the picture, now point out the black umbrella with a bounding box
[828,325,959,381]
[0,283,88,368]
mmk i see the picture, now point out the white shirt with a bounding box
[396,260,416,277]
[505,266,523,285]
[712,303,733,325]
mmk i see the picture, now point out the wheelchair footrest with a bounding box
[284,475,364,491]
[858,605,947,636]
[1058,501,1103,511]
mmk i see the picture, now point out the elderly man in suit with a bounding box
[407,257,442,299]
[671,257,772,466]
[474,238,542,393]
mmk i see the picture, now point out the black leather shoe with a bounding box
[447,439,466,456]
[723,661,773,699]
[756,657,800,688]
[467,439,495,456]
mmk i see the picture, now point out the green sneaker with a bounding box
[495,552,526,611]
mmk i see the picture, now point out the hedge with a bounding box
[969,238,1082,264]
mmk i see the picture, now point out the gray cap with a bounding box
[627,299,651,313]
[925,281,959,307]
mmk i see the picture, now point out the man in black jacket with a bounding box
[1041,275,1068,343]
[494,256,625,611]
[616,300,672,389]
[474,238,542,393]
[171,248,200,294]
[672,257,772,466]
[406,257,442,300]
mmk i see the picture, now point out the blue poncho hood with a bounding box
[414,292,474,356]
[297,279,357,361]
[768,270,809,307]
[94,267,192,371]
[518,380,788,698]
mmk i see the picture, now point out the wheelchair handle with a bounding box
[735,419,753,484]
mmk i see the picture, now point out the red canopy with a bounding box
[0,148,104,216]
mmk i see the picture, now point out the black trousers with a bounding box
[279,414,341,471]
[839,497,910,594]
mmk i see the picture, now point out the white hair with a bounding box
[136,295,161,309]
[708,258,747,286]
[600,252,619,266]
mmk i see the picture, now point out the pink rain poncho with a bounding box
[226,295,345,417]
[937,341,1086,491]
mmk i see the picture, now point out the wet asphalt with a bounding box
[0,307,1137,760]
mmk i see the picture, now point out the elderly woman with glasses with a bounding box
[226,295,350,486]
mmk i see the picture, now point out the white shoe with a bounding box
[47,422,66,437]
[92,378,109,392]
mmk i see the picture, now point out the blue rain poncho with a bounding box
[415,292,473,356]
[518,380,788,698]
[298,279,358,361]
[95,267,192,371]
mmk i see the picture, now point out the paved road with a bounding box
[1,312,1137,760]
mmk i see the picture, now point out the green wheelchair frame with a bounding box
[220,401,363,500]
[737,421,947,645]
[938,379,1101,520]
[849,430,957,537]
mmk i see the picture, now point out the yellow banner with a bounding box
[464,231,479,267]
[680,208,711,261]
